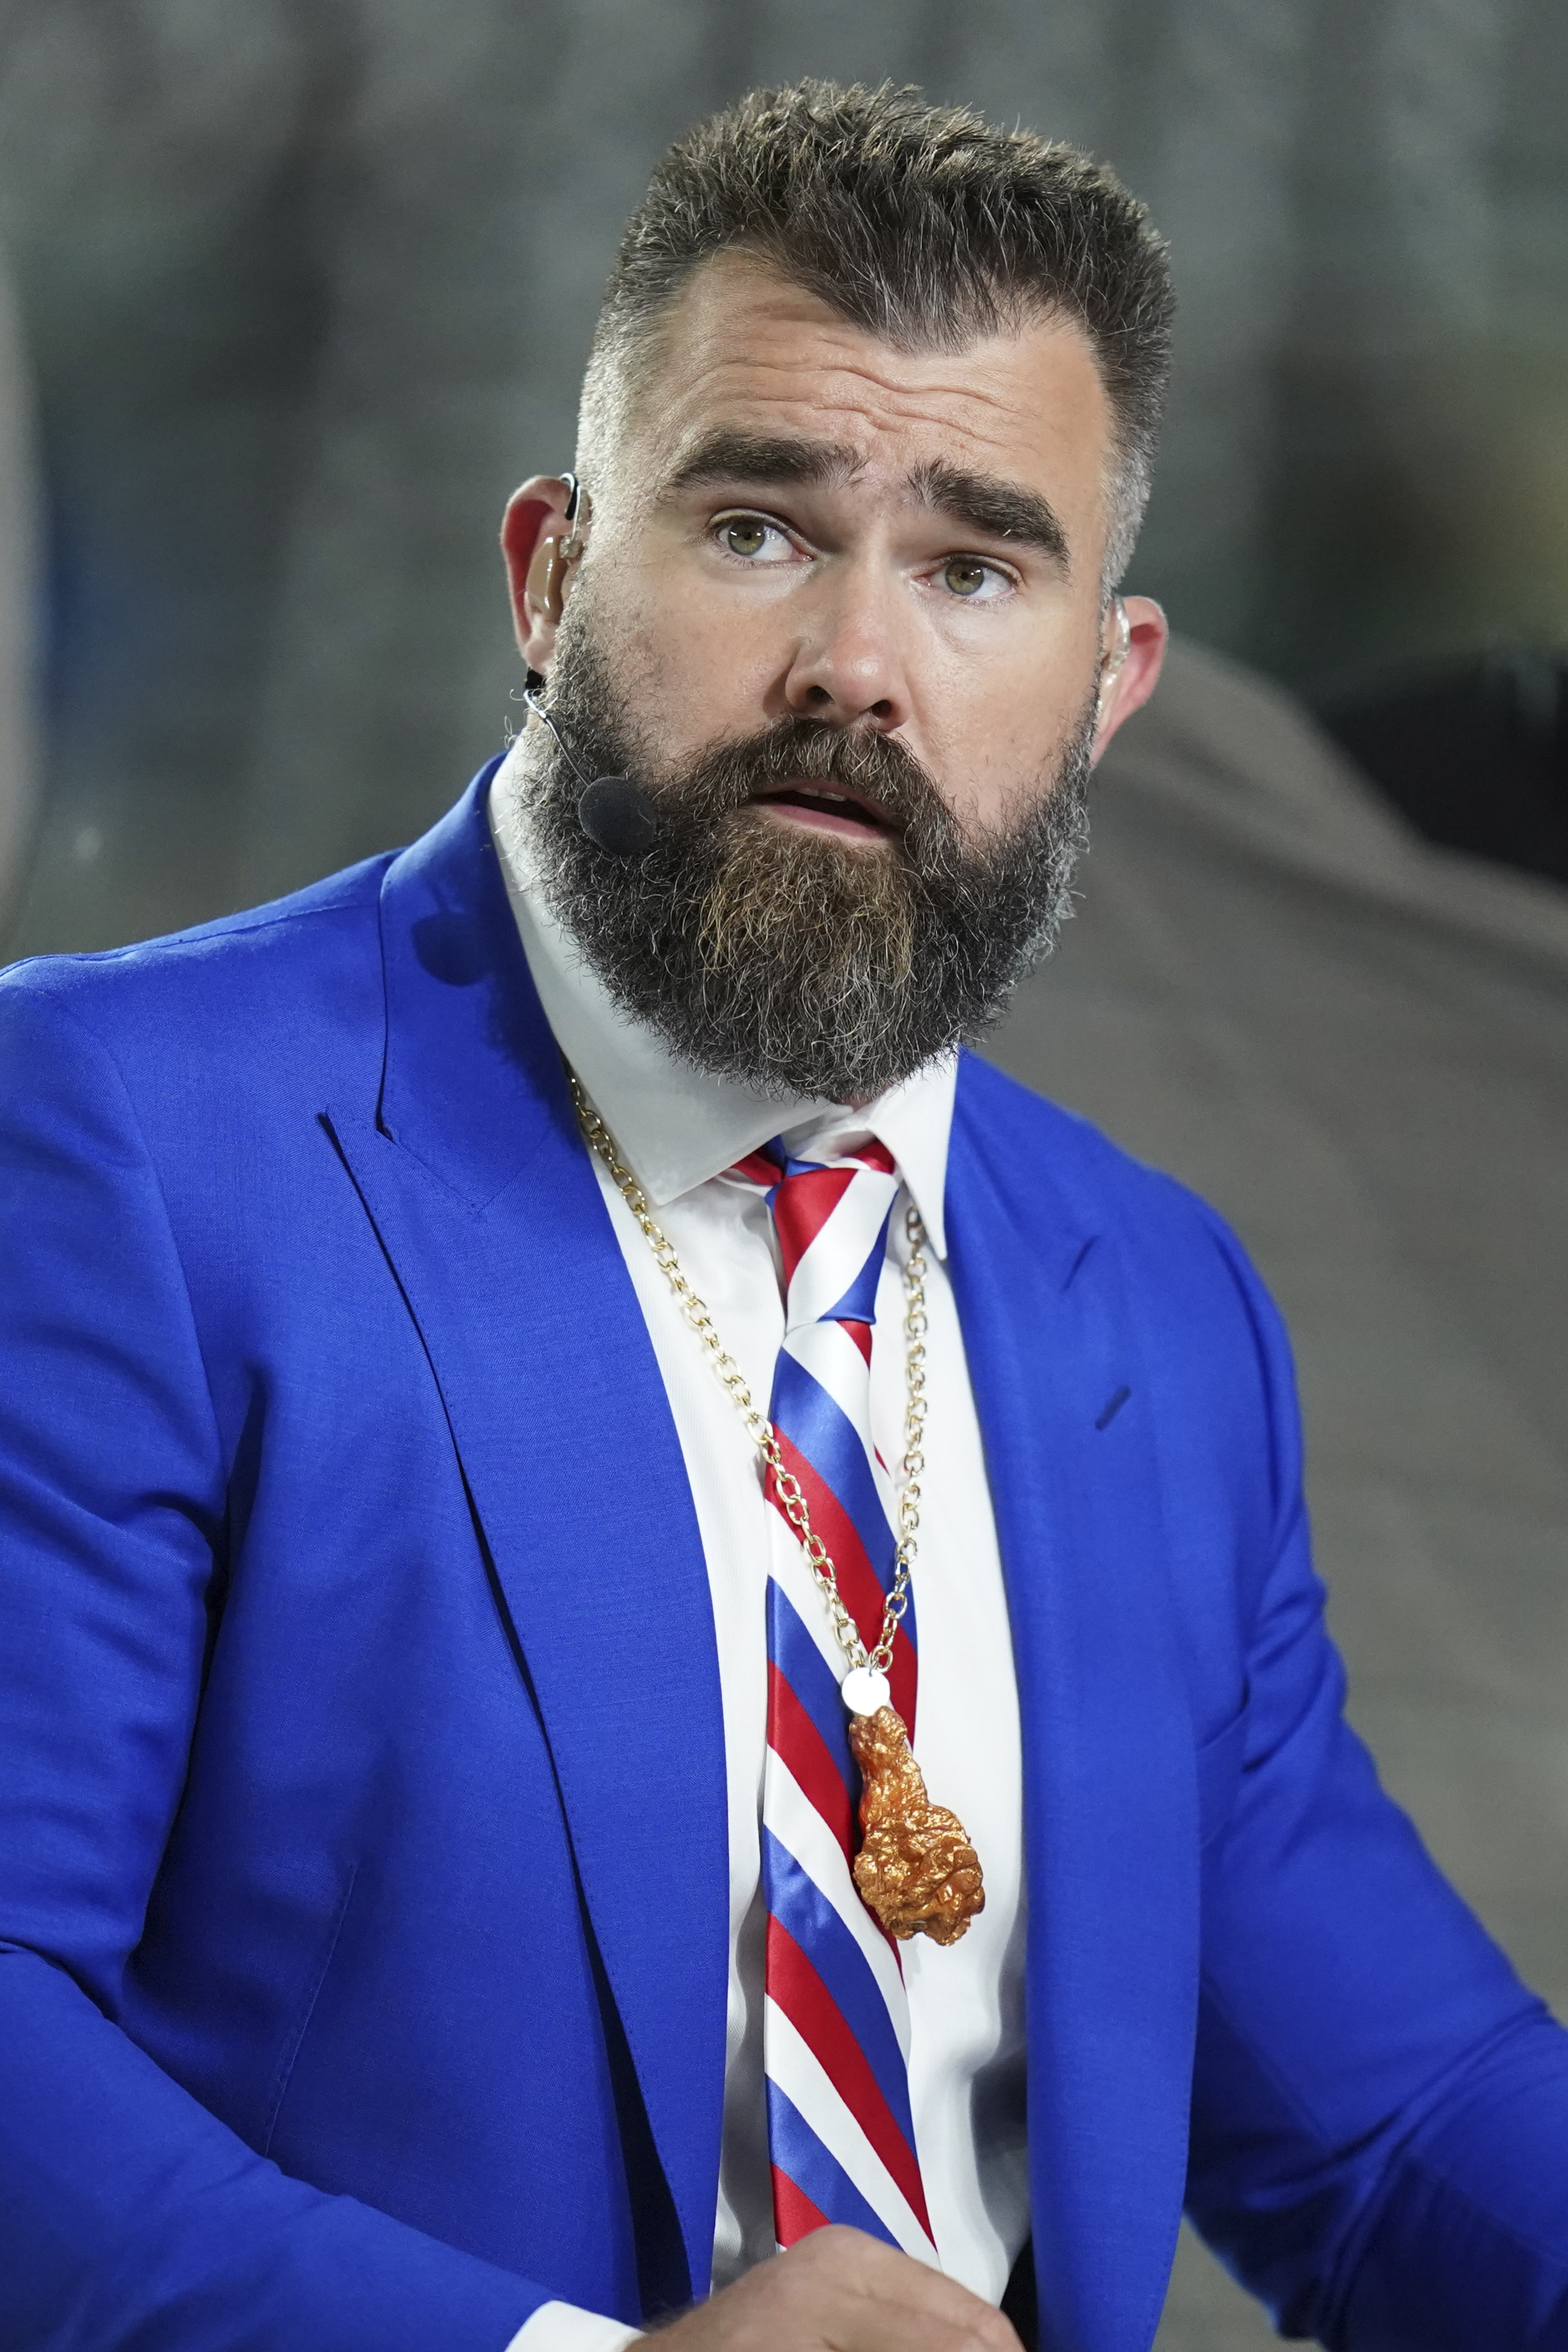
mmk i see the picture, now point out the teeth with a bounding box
[763,783,881,820]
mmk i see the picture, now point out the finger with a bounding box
[833,2279,1021,2352]
[795,2233,1021,2352]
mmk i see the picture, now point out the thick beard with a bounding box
[524,613,1094,1104]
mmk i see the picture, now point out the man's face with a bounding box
[502,255,1165,1103]
[575,253,1129,842]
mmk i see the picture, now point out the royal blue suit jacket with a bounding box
[2,769,1567,2352]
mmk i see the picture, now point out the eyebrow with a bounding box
[658,429,1072,573]
[908,459,1071,571]
[658,429,864,497]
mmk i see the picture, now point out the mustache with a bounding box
[635,714,965,869]
[611,715,982,889]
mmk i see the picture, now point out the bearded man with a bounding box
[2,80,1567,2352]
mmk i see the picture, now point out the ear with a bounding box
[500,475,581,674]
[1090,595,1168,763]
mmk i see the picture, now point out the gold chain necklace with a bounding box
[571,1075,986,1946]
[571,1075,924,1693]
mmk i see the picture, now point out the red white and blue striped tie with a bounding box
[730,1135,937,2261]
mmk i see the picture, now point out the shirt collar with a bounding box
[487,740,954,1255]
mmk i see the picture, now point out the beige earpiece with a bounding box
[523,475,590,625]
[1096,596,1131,717]
[524,528,584,626]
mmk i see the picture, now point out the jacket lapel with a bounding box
[948,1069,1199,2352]
[327,773,728,2298]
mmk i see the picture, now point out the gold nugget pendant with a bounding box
[847,1705,986,1945]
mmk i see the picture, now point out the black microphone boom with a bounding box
[523,677,660,861]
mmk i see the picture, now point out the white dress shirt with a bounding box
[489,743,1028,2352]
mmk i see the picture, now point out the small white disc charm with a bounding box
[840,1665,892,1718]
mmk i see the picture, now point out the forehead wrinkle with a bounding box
[789,351,1041,425]
[665,335,1044,434]
[675,288,1055,409]
[657,385,1031,474]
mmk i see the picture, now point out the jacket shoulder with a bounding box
[958,1047,1228,1245]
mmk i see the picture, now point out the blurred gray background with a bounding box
[2,0,1566,948]
[1,5,1565,2346]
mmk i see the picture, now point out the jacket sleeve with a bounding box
[0,976,542,2352]
[1185,1212,1568,2349]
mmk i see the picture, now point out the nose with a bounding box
[780,565,914,733]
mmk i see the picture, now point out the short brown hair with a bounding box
[580,79,1174,587]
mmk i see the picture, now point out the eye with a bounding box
[940,555,1007,600]
[713,513,795,563]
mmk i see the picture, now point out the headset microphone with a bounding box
[575,774,660,860]
[522,673,660,860]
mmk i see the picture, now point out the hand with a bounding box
[651,2226,1024,2352]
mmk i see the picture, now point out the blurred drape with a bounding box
[0,0,1564,953]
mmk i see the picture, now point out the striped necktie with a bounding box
[731,1134,937,2262]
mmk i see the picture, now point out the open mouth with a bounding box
[750,781,897,841]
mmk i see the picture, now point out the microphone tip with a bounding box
[577,777,660,860]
